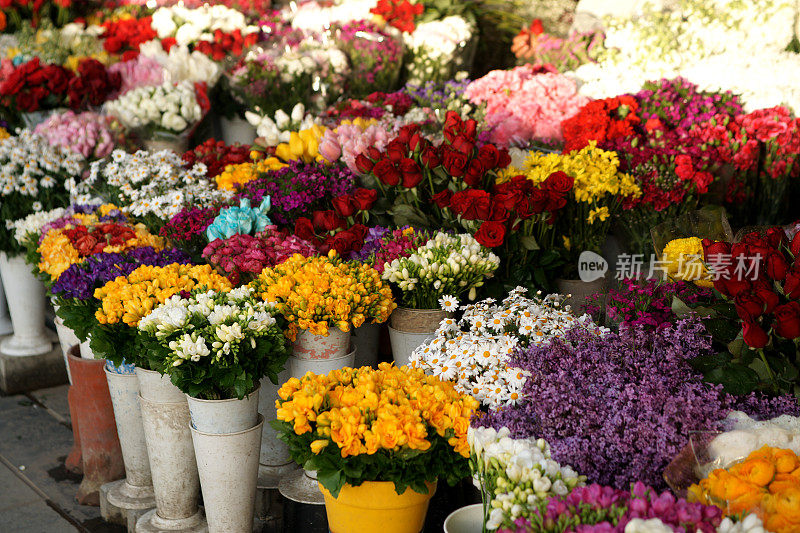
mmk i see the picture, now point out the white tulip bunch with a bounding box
[139,40,222,87]
[382,232,500,309]
[104,81,203,135]
[245,103,320,147]
[404,16,474,85]
[468,426,584,531]
[410,287,606,408]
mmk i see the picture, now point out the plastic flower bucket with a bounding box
[319,480,436,533]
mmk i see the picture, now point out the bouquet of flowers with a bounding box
[411,288,606,408]
[0,57,73,113]
[0,130,83,253]
[689,446,800,533]
[138,286,289,399]
[104,81,210,141]
[468,426,584,531]
[89,263,232,367]
[181,139,252,179]
[212,157,287,192]
[159,205,221,260]
[202,226,317,285]
[382,232,500,308]
[317,118,393,174]
[245,103,320,147]
[250,251,394,341]
[100,16,157,60]
[348,226,429,272]
[150,4,259,51]
[334,21,403,98]
[34,111,122,160]
[511,20,602,72]
[403,16,474,85]
[272,363,479,497]
[77,149,229,230]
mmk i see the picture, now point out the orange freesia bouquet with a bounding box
[249,251,395,341]
[272,363,479,497]
[689,445,800,533]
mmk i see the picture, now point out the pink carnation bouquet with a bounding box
[464,64,588,147]
[34,111,123,160]
[202,226,318,285]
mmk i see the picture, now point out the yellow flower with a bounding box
[662,237,713,287]
[587,206,610,225]
[310,439,330,454]
[215,157,286,191]
[273,125,327,164]
[0,128,8,140]
[562,236,571,250]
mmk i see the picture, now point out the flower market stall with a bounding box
[0,0,800,532]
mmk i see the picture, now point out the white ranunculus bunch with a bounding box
[404,16,474,85]
[151,4,258,46]
[76,149,230,222]
[139,40,222,87]
[104,81,203,135]
[382,232,500,308]
[410,287,607,408]
[468,426,584,531]
[245,103,320,146]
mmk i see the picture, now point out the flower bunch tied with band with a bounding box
[272,363,479,498]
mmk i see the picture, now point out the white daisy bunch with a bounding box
[245,103,320,147]
[468,426,584,531]
[0,131,84,249]
[382,232,500,309]
[410,287,606,408]
[138,40,222,87]
[76,149,230,223]
[104,81,203,135]
[404,16,475,85]
[12,207,68,246]
[150,4,258,47]
[288,0,377,32]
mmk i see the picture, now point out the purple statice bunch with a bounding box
[348,226,390,262]
[51,247,192,301]
[403,78,472,110]
[235,160,354,226]
[504,483,722,533]
[634,77,743,132]
[586,278,712,331]
[474,317,799,489]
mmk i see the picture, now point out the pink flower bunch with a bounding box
[463,65,588,147]
[107,56,165,96]
[34,111,120,160]
[319,122,392,173]
[369,227,431,273]
[202,226,317,285]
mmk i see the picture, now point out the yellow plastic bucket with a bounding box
[319,480,437,533]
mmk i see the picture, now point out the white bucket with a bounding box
[388,326,435,368]
[186,386,260,435]
[136,367,184,403]
[292,328,351,360]
[289,347,355,377]
[0,252,52,357]
[443,503,484,533]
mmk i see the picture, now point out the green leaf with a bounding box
[689,352,731,373]
[520,236,539,251]
[704,317,741,344]
[705,364,760,395]
[389,204,430,229]
[317,469,344,498]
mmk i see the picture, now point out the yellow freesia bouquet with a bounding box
[214,157,287,192]
[249,251,395,341]
[272,363,479,497]
[501,141,641,277]
[89,263,232,369]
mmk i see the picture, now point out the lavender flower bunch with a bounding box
[234,160,354,226]
[474,318,799,489]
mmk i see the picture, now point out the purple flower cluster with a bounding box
[473,318,799,489]
[51,247,191,300]
[347,225,389,262]
[403,78,471,110]
[634,77,743,132]
[504,483,722,533]
[235,160,354,225]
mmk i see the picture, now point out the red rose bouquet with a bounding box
[182,139,252,179]
[0,57,72,113]
[561,96,641,153]
[100,16,158,61]
[370,0,424,33]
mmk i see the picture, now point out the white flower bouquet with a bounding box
[104,81,208,141]
[468,426,584,531]
[245,103,320,147]
[75,149,230,229]
[151,4,259,48]
[138,286,289,400]
[381,232,500,309]
[404,16,476,85]
[0,130,84,253]
[410,288,607,407]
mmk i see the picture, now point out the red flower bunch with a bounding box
[101,17,157,61]
[702,227,800,348]
[561,96,641,153]
[294,211,368,257]
[67,58,121,109]
[322,91,414,122]
[194,29,259,61]
[182,139,252,179]
[64,223,137,256]
[370,0,423,33]
[331,188,378,219]
[0,57,72,112]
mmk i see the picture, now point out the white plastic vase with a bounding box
[289,347,356,377]
[186,387,260,435]
[191,415,263,533]
[0,253,52,356]
[257,369,295,488]
[0,275,14,336]
[79,338,93,359]
[135,367,207,533]
[352,323,380,368]
[388,327,435,368]
[105,367,155,512]
[443,504,484,533]
[292,328,351,360]
[218,115,257,146]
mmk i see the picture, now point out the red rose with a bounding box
[498,149,511,169]
[312,210,344,232]
[399,158,423,188]
[474,221,506,248]
[16,90,40,112]
[751,282,780,314]
[542,171,574,194]
[161,37,177,51]
[544,190,567,212]
[489,201,509,222]
[349,224,368,241]
[409,133,427,153]
[372,160,401,186]
[791,232,800,258]
[702,239,731,261]
[765,252,789,281]
[784,266,800,299]
[420,147,441,169]
[464,159,485,188]
[332,195,358,218]
[352,188,377,211]
[441,147,468,177]
[330,229,360,255]
[396,124,420,144]
[734,291,768,321]
[385,141,407,163]
[477,144,500,169]
[529,18,544,35]
[450,190,491,221]
[294,217,318,244]
[774,301,800,340]
[431,190,452,209]
[451,134,474,155]
[355,154,374,173]
[742,321,769,348]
